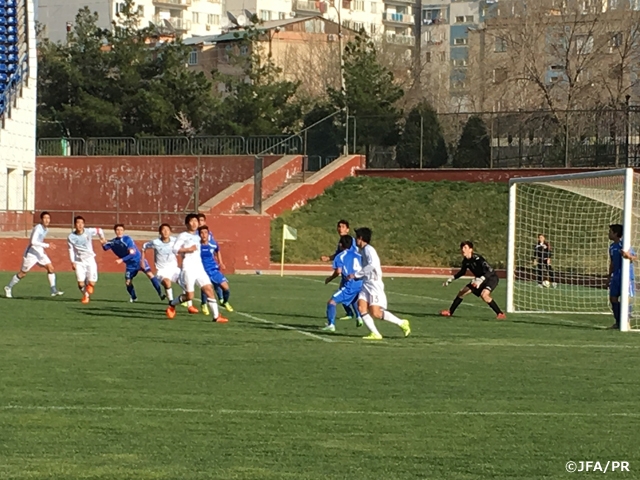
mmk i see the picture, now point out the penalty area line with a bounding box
[1,405,639,417]
[236,311,334,343]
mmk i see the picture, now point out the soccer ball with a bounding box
[542,280,551,288]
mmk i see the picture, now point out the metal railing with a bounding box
[0,54,29,118]
[36,135,304,156]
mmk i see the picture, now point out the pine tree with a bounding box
[453,116,491,168]
[396,101,448,168]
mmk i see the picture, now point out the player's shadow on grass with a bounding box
[253,323,364,339]
[77,306,159,322]
[246,310,323,321]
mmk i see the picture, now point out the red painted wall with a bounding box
[0,215,271,273]
[357,168,609,183]
[0,211,32,233]
[35,155,280,227]
[265,155,365,217]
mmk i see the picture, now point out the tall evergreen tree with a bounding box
[396,101,448,168]
[453,116,491,168]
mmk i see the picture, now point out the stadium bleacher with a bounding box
[0,0,26,117]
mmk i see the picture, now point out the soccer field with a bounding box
[1,273,639,479]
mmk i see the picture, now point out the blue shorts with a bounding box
[332,287,360,306]
[206,269,228,286]
[125,259,151,280]
[609,274,635,298]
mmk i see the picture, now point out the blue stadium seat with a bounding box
[0,27,7,35]
[7,35,16,44]
[0,64,7,73]
[6,6,15,14]
[7,53,16,64]
[7,26,16,35]
[0,46,6,54]
[6,17,15,26]
[7,45,17,53]
[7,63,16,73]
[0,35,7,44]
[0,54,7,63]
[6,0,16,7]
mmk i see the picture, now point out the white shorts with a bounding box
[358,282,387,309]
[20,249,51,272]
[74,259,98,283]
[180,267,211,293]
[157,266,181,283]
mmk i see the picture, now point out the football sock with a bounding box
[126,283,137,299]
[150,276,162,296]
[222,289,230,304]
[449,297,463,315]
[361,313,381,336]
[201,291,207,307]
[326,303,337,326]
[352,302,362,319]
[207,297,220,319]
[165,287,173,301]
[171,295,185,307]
[215,284,224,301]
[8,275,20,288]
[488,300,502,315]
[47,273,56,287]
[343,304,354,318]
[612,301,621,327]
[382,310,403,326]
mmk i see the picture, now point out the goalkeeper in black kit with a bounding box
[440,241,506,320]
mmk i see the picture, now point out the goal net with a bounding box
[507,168,639,331]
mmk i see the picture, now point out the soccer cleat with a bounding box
[339,315,354,321]
[50,288,64,297]
[496,313,507,320]
[160,294,166,301]
[181,301,189,308]
[552,283,558,289]
[222,302,234,312]
[363,333,383,341]
[356,318,363,327]
[202,304,210,316]
[321,324,336,332]
[214,315,229,323]
[129,297,138,303]
[440,310,451,317]
[218,299,224,306]
[4,286,12,298]
[81,296,90,304]
[400,319,411,337]
[166,306,177,319]
[86,285,94,295]
[187,306,199,314]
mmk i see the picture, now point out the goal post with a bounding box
[507,168,637,331]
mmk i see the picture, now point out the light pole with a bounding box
[326,0,348,155]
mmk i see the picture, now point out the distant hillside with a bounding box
[271,177,509,267]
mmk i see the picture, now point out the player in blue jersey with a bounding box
[323,235,364,332]
[101,224,164,302]
[198,213,225,305]
[608,224,636,329]
[198,225,233,314]
[320,220,358,320]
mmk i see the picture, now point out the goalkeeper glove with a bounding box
[443,276,454,287]
[472,276,485,288]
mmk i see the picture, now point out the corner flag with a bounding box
[281,224,297,276]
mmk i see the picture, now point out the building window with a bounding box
[425,52,431,63]
[6,168,15,210]
[439,51,446,61]
[452,80,466,90]
[465,15,473,22]
[22,170,31,210]
[353,0,365,11]
[188,49,198,65]
[494,36,507,52]
[279,12,286,19]
[240,45,249,55]
[455,15,464,23]
[493,67,507,84]
[454,37,468,45]
[208,14,220,24]
[575,35,593,54]
[137,5,144,15]
[260,10,272,21]
[452,58,467,66]
[371,2,377,13]
[192,12,200,24]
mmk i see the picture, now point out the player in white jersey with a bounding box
[142,223,181,303]
[67,216,105,304]
[4,211,63,298]
[165,214,228,323]
[348,227,410,340]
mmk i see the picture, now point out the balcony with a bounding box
[293,0,322,13]
[152,15,192,31]
[385,33,415,46]
[153,0,191,7]
[422,17,447,26]
[382,12,415,25]
[384,0,414,5]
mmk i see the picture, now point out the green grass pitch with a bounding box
[1,272,639,479]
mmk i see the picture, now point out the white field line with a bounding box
[236,311,334,343]
[293,276,607,330]
[1,404,639,417]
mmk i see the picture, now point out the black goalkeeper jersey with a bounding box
[453,254,497,280]
[534,242,552,261]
